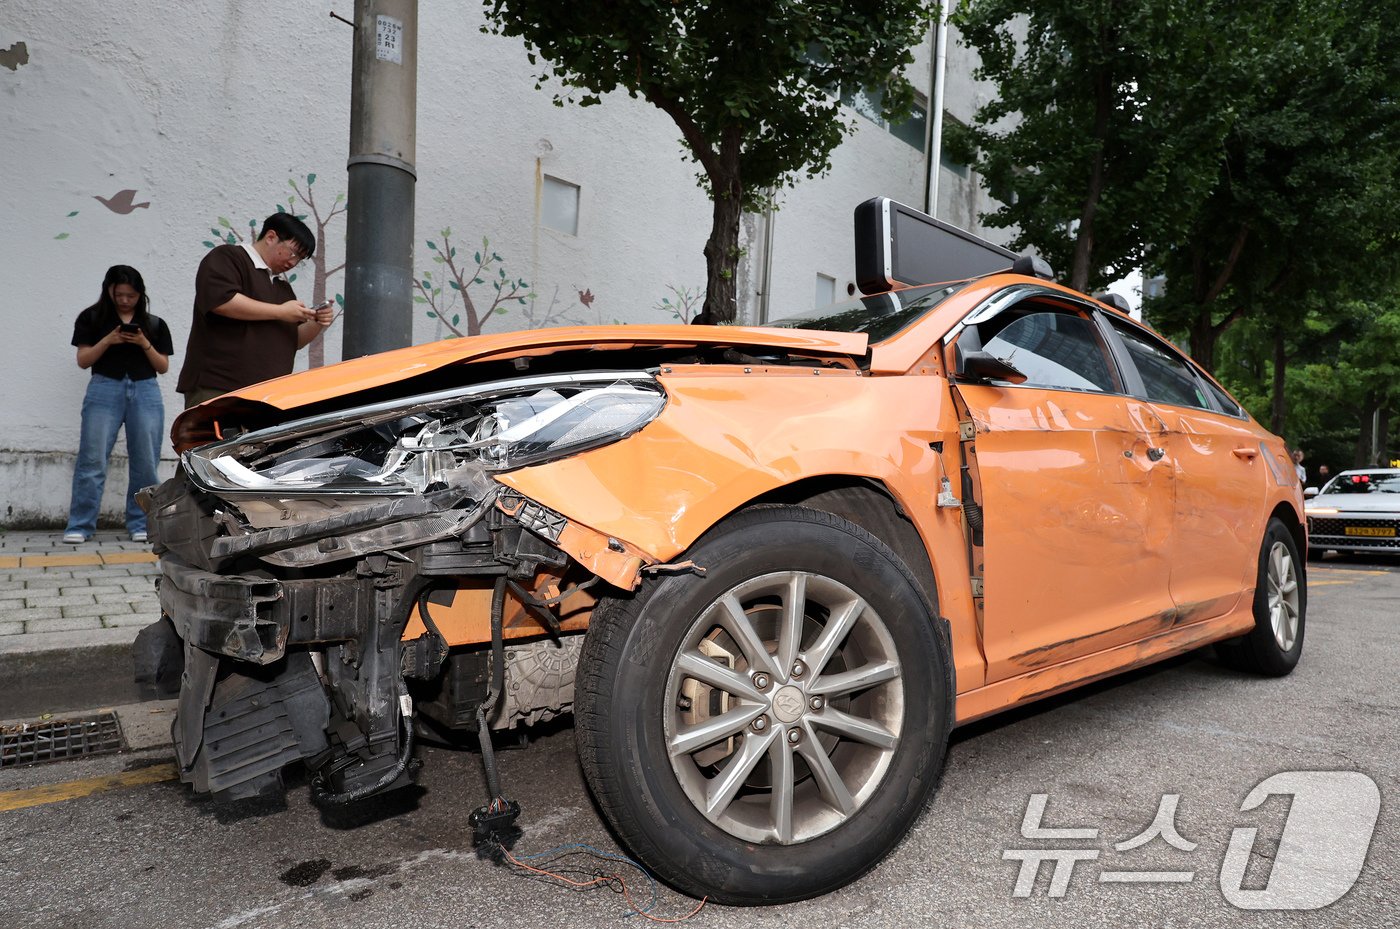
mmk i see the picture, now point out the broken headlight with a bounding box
[183,375,666,495]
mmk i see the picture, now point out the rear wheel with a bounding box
[575,506,952,904]
[1217,518,1305,676]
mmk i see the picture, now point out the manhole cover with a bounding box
[1,711,124,767]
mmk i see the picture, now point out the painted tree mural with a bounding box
[413,229,532,337]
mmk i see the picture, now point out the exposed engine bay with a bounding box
[137,372,666,806]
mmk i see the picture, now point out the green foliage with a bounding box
[955,0,1400,455]
[483,0,934,320]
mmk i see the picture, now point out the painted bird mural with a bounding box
[94,189,150,214]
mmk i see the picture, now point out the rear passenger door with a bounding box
[1102,317,1269,624]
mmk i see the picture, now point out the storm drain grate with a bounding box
[1,712,124,767]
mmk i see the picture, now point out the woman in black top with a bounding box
[63,266,174,543]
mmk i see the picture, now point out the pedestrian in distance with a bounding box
[63,265,173,544]
[1292,448,1307,484]
[175,213,333,409]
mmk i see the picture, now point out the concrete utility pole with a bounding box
[343,0,418,359]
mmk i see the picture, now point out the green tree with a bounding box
[951,0,1244,292]
[1147,2,1400,372]
[482,0,935,322]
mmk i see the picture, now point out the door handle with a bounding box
[1232,447,1259,460]
[1146,446,1166,462]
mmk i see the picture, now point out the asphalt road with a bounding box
[2,552,1396,929]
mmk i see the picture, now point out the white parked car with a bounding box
[1304,469,1400,557]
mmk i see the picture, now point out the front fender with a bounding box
[496,370,951,566]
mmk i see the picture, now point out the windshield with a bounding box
[1322,471,1400,494]
[769,282,968,343]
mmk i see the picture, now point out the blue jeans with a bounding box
[65,374,165,537]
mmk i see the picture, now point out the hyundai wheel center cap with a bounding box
[772,685,805,724]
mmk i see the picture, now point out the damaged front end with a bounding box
[136,372,665,803]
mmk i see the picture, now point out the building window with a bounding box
[837,78,928,151]
[542,175,579,236]
[815,273,836,308]
[938,113,971,179]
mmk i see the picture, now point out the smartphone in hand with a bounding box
[119,322,141,334]
[308,300,334,311]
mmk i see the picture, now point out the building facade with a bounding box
[0,1,1009,526]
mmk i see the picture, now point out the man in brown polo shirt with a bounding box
[176,213,333,408]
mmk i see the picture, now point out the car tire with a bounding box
[1216,518,1305,676]
[574,505,953,905]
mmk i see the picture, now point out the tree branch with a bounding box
[1203,224,1249,304]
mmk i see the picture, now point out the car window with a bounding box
[1199,375,1244,417]
[769,282,967,343]
[1108,319,1209,409]
[1325,472,1400,494]
[979,308,1120,392]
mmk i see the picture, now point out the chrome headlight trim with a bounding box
[182,370,665,496]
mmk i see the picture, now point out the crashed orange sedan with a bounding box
[138,258,1306,905]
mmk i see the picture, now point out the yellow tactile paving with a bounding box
[100,552,160,565]
[2,552,157,569]
[17,553,103,568]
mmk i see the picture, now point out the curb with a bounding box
[0,638,148,720]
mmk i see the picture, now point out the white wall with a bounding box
[0,1,1009,526]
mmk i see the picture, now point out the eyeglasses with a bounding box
[275,238,307,267]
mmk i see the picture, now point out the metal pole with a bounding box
[343,0,417,359]
[923,0,950,217]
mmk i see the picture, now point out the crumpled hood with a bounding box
[217,324,867,410]
[171,324,869,450]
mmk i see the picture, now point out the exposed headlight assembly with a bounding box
[183,373,667,495]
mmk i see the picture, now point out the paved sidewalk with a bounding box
[0,530,161,718]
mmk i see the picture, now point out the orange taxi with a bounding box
[138,243,1306,905]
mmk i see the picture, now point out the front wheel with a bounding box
[1217,517,1305,676]
[574,506,953,904]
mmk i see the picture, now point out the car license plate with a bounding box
[1344,526,1396,537]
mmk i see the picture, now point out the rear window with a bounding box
[1323,472,1400,494]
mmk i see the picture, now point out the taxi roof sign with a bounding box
[854,197,1028,296]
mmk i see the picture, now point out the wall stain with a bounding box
[0,42,29,71]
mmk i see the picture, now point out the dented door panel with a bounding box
[1155,405,1269,621]
[955,385,1176,681]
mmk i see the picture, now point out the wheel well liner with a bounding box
[749,477,938,611]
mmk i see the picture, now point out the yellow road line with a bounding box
[0,763,177,812]
[1309,567,1391,576]
[1308,579,1360,586]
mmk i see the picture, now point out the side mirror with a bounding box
[1303,487,1319,499]
[958,350,1028,385]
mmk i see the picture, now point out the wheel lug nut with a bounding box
[809,696,824,711]
[751,715,769,732]
[791,660,806,678]
[753,672,771,690]
[787,728,802,744]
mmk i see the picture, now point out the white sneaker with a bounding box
[62,531,86,544]
[130,530,148,543]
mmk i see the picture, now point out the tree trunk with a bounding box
[697,130,743,324]
[1269,328,1288,435]
[1378,405,1392,466]
[1354,391,1378,467]
[1188,309,1214,373]
[1070,68,1112,292]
